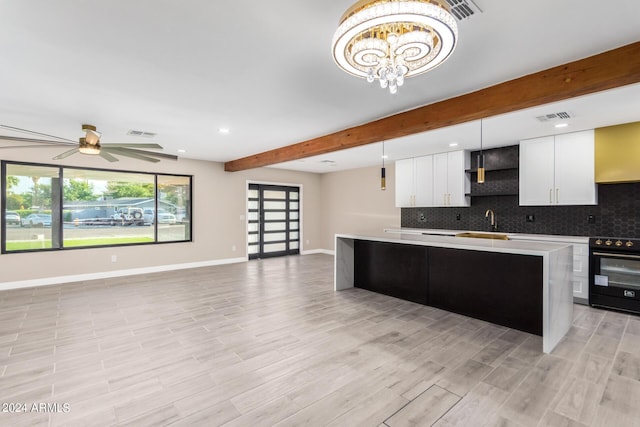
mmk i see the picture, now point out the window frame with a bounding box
[1,160,193,254]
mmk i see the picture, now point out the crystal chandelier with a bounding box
[332,0,458,94]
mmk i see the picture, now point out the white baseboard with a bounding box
[301,249,334,256]
[0,257,248,292]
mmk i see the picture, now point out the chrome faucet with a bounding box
[485,209,497,231]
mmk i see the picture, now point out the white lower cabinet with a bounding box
[571,243,589,302]
[512,235,589,303]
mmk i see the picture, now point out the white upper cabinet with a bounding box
[519,130,597,206]
[414,155,434,206]
[395,155,433,207]
[433,151,470,207]
[396,150,469,208]
[519,136,556,205]
[446,150,471,207]
[395,158,416,207]
[554,131,597,205]
[432,153,449,206]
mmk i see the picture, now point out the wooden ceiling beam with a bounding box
[225,41,640,172]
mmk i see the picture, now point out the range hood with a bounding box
[595,121,640,183]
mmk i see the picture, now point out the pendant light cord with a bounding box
[381,141,387,190]
[477,119,486,184]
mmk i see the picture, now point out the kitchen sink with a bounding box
[454,232,509,240]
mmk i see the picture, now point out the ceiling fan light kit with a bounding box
[78,137,101,155]
[81,123,101,145]
[332,0,458,94]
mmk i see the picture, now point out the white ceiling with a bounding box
[1,1,639,173]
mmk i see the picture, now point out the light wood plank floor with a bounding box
[1,254,640,426]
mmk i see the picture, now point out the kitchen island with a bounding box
[334,232,573,353]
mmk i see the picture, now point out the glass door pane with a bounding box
[248,184,300,259]
[247,184,260,259]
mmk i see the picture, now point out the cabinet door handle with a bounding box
[549,189,553,204]
[556,188,559,204]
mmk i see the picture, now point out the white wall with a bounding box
[319,163,400,251]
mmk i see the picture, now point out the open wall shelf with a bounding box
[467,145,519,199]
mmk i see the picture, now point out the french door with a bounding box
[248,184,300,259]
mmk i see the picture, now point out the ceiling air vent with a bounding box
[127,130,157,138]
[444,0,482,20]
[535,111,574,122]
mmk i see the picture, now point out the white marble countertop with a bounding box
[383,228,589,245]
[337,231,570,257]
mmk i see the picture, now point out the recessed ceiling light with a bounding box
[382,155,389,159]
[449,142,458,147]
[218,128,230,134]
[555,123,569,128]
[177,149,186,153]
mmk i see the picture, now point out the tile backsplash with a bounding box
[401,182,640,238]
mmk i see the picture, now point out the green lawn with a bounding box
[6,236,154,251]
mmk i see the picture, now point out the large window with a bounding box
[157,175,191,242]
[1,161,192,253]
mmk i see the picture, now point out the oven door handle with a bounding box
[592,251,640,260]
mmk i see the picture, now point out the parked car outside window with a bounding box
[5,210,21,226]
[111,207,145,226]
[143,208,177,225]
[21,213,52,227]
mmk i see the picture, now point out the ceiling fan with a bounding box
[0,124,177,163]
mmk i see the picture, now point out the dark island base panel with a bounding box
[354,240,429,305]
[429,247,543,336]
[353,240,543,336]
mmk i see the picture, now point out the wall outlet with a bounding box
[456,213,461,221]
[418,212,426,222]
[231,245,236,252]
[588,215,596,224]
[111,255,117,262]
[526,215,535,223]
[306,240,310,244]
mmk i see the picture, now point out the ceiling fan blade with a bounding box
[0,124,76,143]
[53,148,80,160]
[107,147,178,160]
[101,143,164,149]
[99,151,119,162]
[0,144,71,149]
[0,135,76,146]
[105,147,161,163]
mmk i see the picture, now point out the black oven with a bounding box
[590,237,640,314]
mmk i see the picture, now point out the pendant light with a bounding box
[477,119,485,184]
[381,141,386,190]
